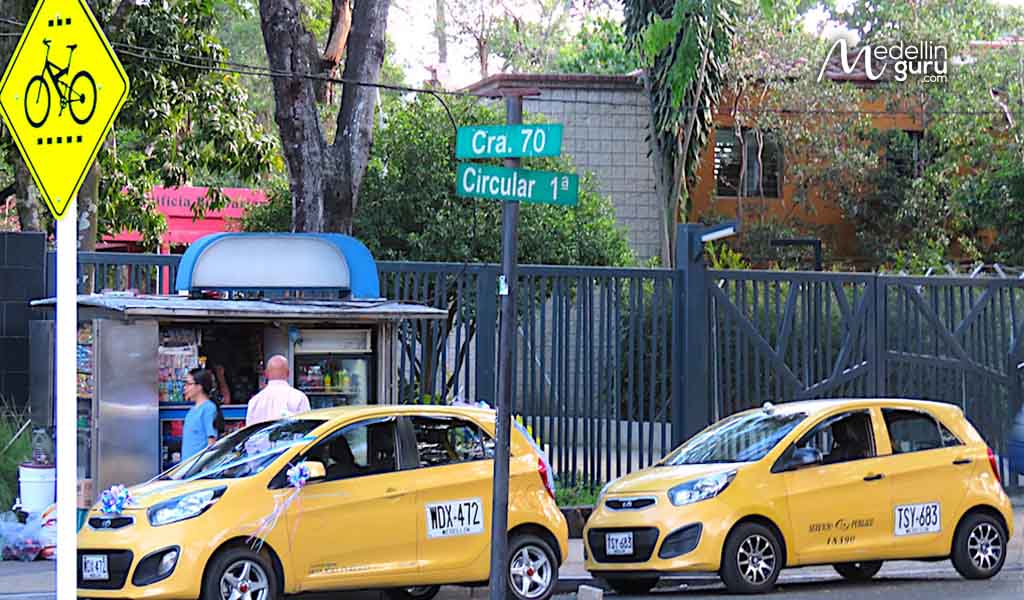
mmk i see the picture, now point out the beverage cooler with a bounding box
[293,329,374,409]
[31,232,446,508]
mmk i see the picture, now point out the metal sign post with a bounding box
[487,92,525,600]
[0,2,129,596]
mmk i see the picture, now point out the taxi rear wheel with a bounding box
[952,512,1007,579]
[720,523,782,594]
[604,577,659,595]
[202,546,279,600]
[507,533,558,600]
[833,560,882,581]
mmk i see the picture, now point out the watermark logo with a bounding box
[817,38,948,84]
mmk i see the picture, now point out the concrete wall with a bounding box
[0,232,46,408]
[466,75,663,263]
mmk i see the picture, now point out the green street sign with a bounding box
[456,124,563,159]
[456,163,578,206]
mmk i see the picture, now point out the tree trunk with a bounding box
[259,0,390,234]
[317,0,353,104]
[435,0,448,64]
[12,159,42,232]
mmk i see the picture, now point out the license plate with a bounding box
[894,502,941,536]
[82,554,109,581]
[606,532,634,556]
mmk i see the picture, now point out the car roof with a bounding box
[743,398,963,417]
[296,403,496,423]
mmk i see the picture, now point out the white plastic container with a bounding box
[18,463,56,513]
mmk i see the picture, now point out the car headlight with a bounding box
[148,487,226,527]
[667,471,736,507]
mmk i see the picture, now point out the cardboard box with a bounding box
[77,479,94,509]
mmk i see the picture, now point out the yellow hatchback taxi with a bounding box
[585,399,1014,594]
[78,405,568,600]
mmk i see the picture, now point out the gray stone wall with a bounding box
[523,87,662,262]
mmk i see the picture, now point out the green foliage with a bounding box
[352,94,633,267]
[94,0,278,249]
[706,241,748,270]
[0,398,32,512]
[554,16,641,75]
[554,476,601,507]
[239,176,292,233]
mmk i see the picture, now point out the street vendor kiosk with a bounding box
[32,233,445,509]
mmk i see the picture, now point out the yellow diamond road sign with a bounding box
[0,0,129,219]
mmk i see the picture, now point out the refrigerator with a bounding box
[293,329,374,409]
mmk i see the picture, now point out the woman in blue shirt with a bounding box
[182,368,219,460]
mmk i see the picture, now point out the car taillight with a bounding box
[988,447,1002,484]
[537,457,555,499]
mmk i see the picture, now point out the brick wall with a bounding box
[0,232,46,408]
[467,75,663,262]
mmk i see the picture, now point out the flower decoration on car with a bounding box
[99,484,133,515]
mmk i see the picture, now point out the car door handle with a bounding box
[953,458,972,465]
[863,473,884,482]
[383,487,406,499]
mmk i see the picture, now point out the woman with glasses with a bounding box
[182,368,219,460]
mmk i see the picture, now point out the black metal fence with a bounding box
[51,241,1023,489]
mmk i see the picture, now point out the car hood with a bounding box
[105,479,237,511]
[606,463,745,494]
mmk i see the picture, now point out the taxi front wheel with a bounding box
[720,523,783,594]
[833,560,882,581]
[507,533,558,600]
[202,546,279,600]
[951,513,1007,580]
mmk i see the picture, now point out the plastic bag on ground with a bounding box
[1,512,43,561]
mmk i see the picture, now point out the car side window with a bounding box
[939,423,963,447]
[793,410,875,465]
[411,416,491,467]
[883,409,944,454]
[304,418,398,482]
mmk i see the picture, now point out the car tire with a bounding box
[385,586,442,600]
[833,560,882,581]
[202,545,279,600]
[507,533,559,600]
[951,512,1008,579]
[720,522,783,594]
[604,577,659,595]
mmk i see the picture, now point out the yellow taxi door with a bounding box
[877,407,972,558]
[780,409,892,564]
[285,417,419,590]
[400,414,494,583]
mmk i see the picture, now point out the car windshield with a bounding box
[165,419,325,481]
[661,410,807,465]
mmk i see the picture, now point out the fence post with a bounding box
[672,224,711,447]
[872,275,886,396]
[476,266,499,404]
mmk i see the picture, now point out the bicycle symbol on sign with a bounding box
[23,38,97,128]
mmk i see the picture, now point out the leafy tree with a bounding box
[554,15,642,74]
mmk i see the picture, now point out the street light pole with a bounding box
[488,91,524,600]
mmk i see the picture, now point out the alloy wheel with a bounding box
[737,534,777,585]
[509,544,553,599]
[967,522,1003,571]
[219,558,270,600]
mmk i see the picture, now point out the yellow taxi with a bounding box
[77,405,568,600]
[585,399,1014,594]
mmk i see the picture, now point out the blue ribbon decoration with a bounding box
[98,485,133,515]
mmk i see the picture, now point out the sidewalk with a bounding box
[3,502,1022,597]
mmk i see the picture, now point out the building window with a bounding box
[714,127,782,198]
[885,130,924,178]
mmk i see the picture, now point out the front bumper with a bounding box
[76,511,213,599]
[583,496,733,574]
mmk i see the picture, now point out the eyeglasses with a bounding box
[184,381,196,387]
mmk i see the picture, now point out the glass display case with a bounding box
[294,354,372,409]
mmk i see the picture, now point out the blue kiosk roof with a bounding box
[174,233,381,299]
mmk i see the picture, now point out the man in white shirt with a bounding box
[245,355,312,426]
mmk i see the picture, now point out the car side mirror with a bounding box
[788,447,823,470]
[299,460,327,481]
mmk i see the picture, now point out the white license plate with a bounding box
[894,502,941,536]
[82,554,109,581]
[606,532,634,556]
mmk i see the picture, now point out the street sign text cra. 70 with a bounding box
[456,124,562,159]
